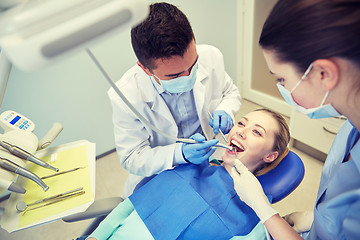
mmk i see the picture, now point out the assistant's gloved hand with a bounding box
[182,133,219,164]
[283,211,314,233]
[209,110,233,135]
[231,158,278,223]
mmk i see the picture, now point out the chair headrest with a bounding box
[257,150,305,203]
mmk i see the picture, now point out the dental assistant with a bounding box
[230,0,360,239]
[108,3,241,199]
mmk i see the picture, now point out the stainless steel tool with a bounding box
[0,140,58,172]
[233,148,241,174]
[19,188,85,215]
[0,157,49,191]
[41,167,84,179]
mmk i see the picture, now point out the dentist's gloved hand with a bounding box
[231,158,278,223]
[283,211,314,233]
[209,110,233,135]
[182,133,218,164]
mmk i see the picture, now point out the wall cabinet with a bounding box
[290,110,346,154]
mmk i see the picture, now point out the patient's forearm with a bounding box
[264,214,303,240]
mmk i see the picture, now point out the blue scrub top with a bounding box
[307,121,360,239]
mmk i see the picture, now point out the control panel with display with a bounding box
[0,110,35,132]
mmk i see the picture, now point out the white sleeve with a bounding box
[108,90,179,177]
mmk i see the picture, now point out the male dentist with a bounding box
[108,2,241,198]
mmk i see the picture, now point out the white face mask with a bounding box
[277,63,340,119]
[151,63,198,94]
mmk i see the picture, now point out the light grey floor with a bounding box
[0,99,324,239]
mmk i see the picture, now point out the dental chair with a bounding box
[63,150,305,237]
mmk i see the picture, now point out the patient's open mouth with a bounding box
[230,139,245,153]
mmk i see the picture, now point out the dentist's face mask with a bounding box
[151,62,198,94]
[277,62,340,119]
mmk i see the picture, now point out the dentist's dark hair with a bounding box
[131,2,195,70]
[259,0,360,74]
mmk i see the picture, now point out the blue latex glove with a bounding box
[209,110,233,134]
[182,133,219,164]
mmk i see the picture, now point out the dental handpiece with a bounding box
[0,157,49,192]
[0,141,59,172]
[176,138,233,151]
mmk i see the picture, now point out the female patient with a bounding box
[83,108,290,240]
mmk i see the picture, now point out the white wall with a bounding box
[1,0,239,155]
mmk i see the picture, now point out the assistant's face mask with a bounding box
[277,63,340,119]
[152,63,198,94]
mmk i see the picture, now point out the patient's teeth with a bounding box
[231,140,244,150]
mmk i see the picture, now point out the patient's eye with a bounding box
[238,121,245,127]
[253,129,262,136]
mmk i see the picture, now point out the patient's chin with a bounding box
[221,152,235,165]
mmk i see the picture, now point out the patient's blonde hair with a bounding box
[253,108,290,176]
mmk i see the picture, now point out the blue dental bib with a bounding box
[129,163,261,240]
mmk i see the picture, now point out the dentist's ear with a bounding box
[137,61,153,76]
[263,151,279,163]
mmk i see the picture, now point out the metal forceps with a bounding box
[18,187,85,215]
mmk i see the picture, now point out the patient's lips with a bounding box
[227,138,245,154]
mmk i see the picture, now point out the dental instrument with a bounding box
[0,157,49,191]
[0,140,59,172]
[86,48,233,152]
[233,148,241,174]
[41,167,84,180]
[22,190,85,215]
[207,111,228,143]
[16,187,84,212]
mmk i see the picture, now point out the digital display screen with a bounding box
[10,115,21,125]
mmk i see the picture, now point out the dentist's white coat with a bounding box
[108,45,241,198]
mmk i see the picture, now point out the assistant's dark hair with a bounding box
[131,2,195,70]
[259,0,360,73]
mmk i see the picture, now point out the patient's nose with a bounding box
[237,129,246,139]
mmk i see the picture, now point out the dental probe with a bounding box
[0,141,59,172]
[41,167,84,179]
[0,157,49,191]
[207,111,228,143]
